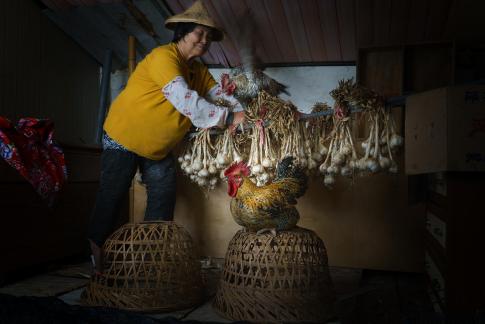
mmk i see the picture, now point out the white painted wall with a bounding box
[112,65,356,114]
[209,65,356,113]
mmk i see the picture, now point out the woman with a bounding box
[87,0,244,273]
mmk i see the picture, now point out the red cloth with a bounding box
[0,117,67,206]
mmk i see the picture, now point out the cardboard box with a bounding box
[405,85,485,174]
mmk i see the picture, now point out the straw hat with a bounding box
[165,0,224,41]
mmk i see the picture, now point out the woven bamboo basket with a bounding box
[82,221,203,312]
[213,227,335,323]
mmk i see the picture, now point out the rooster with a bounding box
[221,67,288,107]
[219,12,288,107]
[224,156,308,234]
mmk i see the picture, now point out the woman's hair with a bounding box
[172,22,215,43]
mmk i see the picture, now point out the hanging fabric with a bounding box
[0,117,67,206]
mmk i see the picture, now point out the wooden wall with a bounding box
[131,164,423,272]
[0,145,103,281]
[132,113,424,273]
[0,0,104,281]
[0,0,100,146]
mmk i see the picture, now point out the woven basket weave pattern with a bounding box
[82,221,203,312]
[213,227,335,323]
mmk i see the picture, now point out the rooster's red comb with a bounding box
[224,161,249,177]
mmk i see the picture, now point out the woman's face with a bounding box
[180,25,213,60]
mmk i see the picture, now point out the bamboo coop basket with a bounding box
[213,227,335,323]
[82,221,203,312]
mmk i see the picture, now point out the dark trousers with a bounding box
[87,149,176,247]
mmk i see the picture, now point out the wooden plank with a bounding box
[442,0,457,40]
[202,47,218,66]
[406,0,428,43]
[242,0,280,63]
[281,0,312,62]
[206,0,242,66]
[299,0,328,61]
[204,0,240,66]
[0,149,101,183]
[224,0,252,66]
[336,0,357,61]
[424,0,453,40]
[318,0,342,61]
[356,0,374,48]
[389,0,411,46]
[164,0,184,13]
[0,146,125,278]
[403,44,453,92]
[358,47,404,96]
[261,0,298,62]
[373,0,392,46]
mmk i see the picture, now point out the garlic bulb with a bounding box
[308,159,317,170]
[379,156,391,169]
[327,165,340,175]
[220,169,226,180]
[319,163,327,174]
[324,174,335,187]
[341,144,352,156]
[252,164,262,174]
[312,152,323,161]
[341,165,352,177]
[198,168,209,178]
[366,158,380,173]
[261,157,272,168]
[192,160,202,172]
[390,134,403,148]
[208,164,217,174]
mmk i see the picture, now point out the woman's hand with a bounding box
[228,111,245,132]
[232,111,245,125]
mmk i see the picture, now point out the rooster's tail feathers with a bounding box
[275,156,303,178]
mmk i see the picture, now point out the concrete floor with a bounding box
[53,260,351,322]
[0,259,433,323]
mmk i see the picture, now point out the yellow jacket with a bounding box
[104,43,216,160]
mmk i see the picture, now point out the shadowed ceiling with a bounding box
[38,0,484,69]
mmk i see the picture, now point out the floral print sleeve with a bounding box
[162,76,228,129]
[206,84,244,112]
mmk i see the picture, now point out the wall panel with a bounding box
[0,0,100,146]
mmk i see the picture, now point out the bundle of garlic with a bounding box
[381,110,403,173]
[318,114,359,187]
[279,121,309,169]
[246,91,300,142]
[178,129,219,190]
[332,79,401,174]
[244,91,299,185]
[357,110,383,173]
[214,128,246,179]
[306,103,333,172]
[358,108,402,174]
[246,119,278,186]
[331,78,403,174]
[317,81,363,187]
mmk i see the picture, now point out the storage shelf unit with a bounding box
[358,40,485,314]
[425,172,485,312]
